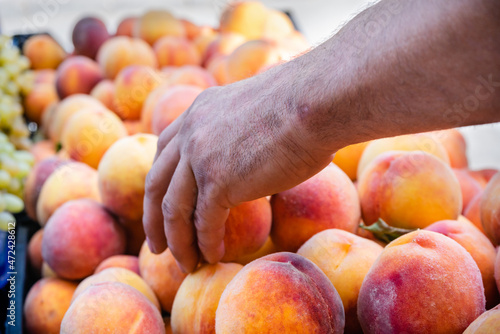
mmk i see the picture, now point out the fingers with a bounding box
[163,159,200,273]
[154,111,189,162]
[143,138,180,254]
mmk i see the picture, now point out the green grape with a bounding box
[0,170,10,188]
[4,193,23,213]
[0,68,8,87]
[18,56,30,71]
[0,132,9,144]
[0,141,15,154]
[13,150,35,166]
[0,153,19,176]
[0,193,5,211]
[5,80,19,96]
[7,177,20,194]
[4,63,20,78]
[0,211,14,232]
[15,161,30,179]
[10,116,29,137]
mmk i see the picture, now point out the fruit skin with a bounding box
[29,140,56,164]
[72,16,110,59]
[481,172,500,245]
[90,79,115,111]
[357,230,485,334]
[357,151,462,229]
[24,83,58,124]
[464,191,486,234]
[453,168,483,212]
[116,17,138,37]
[28,229,44,273]
[219,1,269,40]
[216,252,345,333]
[140,82,172,133]
[24,278,77,334]
[153,36,201,67]
[55,56,104,99]
[94,254,140,275]
[60,282,165,334]
[463,304,500,334]
[167,65,217,89]
[134,10,186,45]
[271,164,360,252]
[332,141,370,181]
[428,129,468,169]
[171,263,243,333]
[297,229,384,334]
[42,199,126,280]
[23,35,66,70]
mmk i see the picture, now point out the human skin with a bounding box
[144,0,500,272]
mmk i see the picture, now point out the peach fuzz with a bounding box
[332,141,370,181]
[72,267,160,310]
[425,219,499,308]
[72,16,110,59]
[464,191,485,234]
[235,236,279,266]
[123,120,143,135]
[90,79,115,111]
[134,10,185,45]
[297,229,384,334]
[216,252,345,333]
[428,129,468,168]
[140,82,172,133]
[139,242,187,312]
[358,230,485,334]
[153,36,201,67]
[453,168,483,211]
[167,65,217,89]
[24,278,77,334]
[95,254,140,275]
[42,199,125,280]
[97,134,157,222]
[219,1,269,40]
[469,168,498,187]
[357,151,462,229]
[171,263,243,333]
[61,107,127,168]
[481,172,500,245]
[193,31,218,58]
[357,133,450,178]
[262,9,295,41]
[36,161,100,226]
[151,84,202,135]
[28,229,44,273]
[206,55,231,86]
[113,65,164,120]
[33,68,56,85]
[24,83,58,124]
[116,16,137,36]
[61,282,165,334]
[203,33,246,66]
[55,56,103,99]
[464,304,500,333]
[23,35,66,70]
[271,164,360,252]
[96,36,157,79]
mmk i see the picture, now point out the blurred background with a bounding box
[1,0,498,168]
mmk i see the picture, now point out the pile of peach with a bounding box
[20,1,500,333]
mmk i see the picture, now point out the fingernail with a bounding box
[146,237,157,254]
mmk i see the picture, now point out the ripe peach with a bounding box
[61,282,165,334]
[167,65,217,89]
[98,134,157,221]
[96,36,157,79]
[464,191,485,234]
[24,83,58,124]
[262,9,295,41]
[332,141,370,181]
[33,69,56,85]
[216,252,345,333]
[494,251,500,301]
[193,31,218,58]
[151,84,202,135]
[277,31,311,61]
[481,172,500,245]
[24,278,77,334]
[297,229,384,333]
[219,1,268,40]
[28,229,44,273]
[72,16,110,59]
[203,32,246,66]
[134,10,185,45]
[116,17,138,37]
[40,102,57,139]
[23,35,66,70]
[29,140,57,164]
[428,129,468,168]
[153,36,201,67]
[358,230,485,334]
[454,168,483,212]
[357,151,462,229]
[463,304,500,333]
[123,120,143,135]
[425,219,499,308]
[36,161,101,226]
[55,56,104,99]
[140,82,172,133]
[235,237,279,266]
[171,263,243,333]
[470,168,498,186]
[42,199,126,280]
[41,262,57,278]
[139,242,188,312]
[206,55,230,86]
[61,107,127,168]
[90,79,115,111]
[95,255,140,275]
[181,19,210,41]
[271,164,360,252]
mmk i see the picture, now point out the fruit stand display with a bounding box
[1,1,500,333]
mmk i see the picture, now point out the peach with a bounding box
[425,219,499,308]
[494,251,500,300]
[181,19,206,41]
[203,33,246,66]
[262,9,295,41]
[219,1,269,40]
[139,242,188,312]
[98,134,157,221]
[123,120,143,135]
[226,40,281,83]
[463,304,500,333]
[61,282,165,334]
[358,230,485,334]
[36,161,101,226]
[61,107,127,168]
[206,55,230,86]
[277,31,311,61]
[481,172,500,245]
[357,133,450,178]
[171,263,243,333]
[24,278,77,334]
[41,262,57,278]
[271,164,360,252]
[23,35,66,70]
[42,199,126,280]
[134,10,186,45]
[24,157,68,221]
[168,65,217,89]
[428,129,468,168]
[24,83,58,124]
[116,17,138,37]
[193,31,218,58]
[151,84,202,135]
[153,36,201,67]
[90,79,115,111]
[40,102,57,139]
[72,267,160,309]
[72,16,110,59]
[471,168,498,185]
[113,65,164,120]
[332,141,370,181]
[357,151,462,229]
[454,168,483,212]
[235,236,279,266]
[55,56,104,99]
[297,229,384,333]
[29,140,57,164]
[464,191,485,233]
[216,252,345,333]
[96,36,157,79]
[33,69,56,85]
[140,82,172,133]
[28,229,44,273]
[95,255,140,275]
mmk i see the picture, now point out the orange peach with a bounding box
[96,36,157,79]
[95,255,140,275]
[23,35,66,70]
[97,134,157,221]
[153,36,201,67]
[203,32,246,66]
[180,19,207,41]
[171,263,243,333]
[90,79,115,111]
[61,107,127,168]
[454,168,483,212]
[24,278,77,334]
[277,31,311,61]
[219,1,269,40]
[33,69,56,85]
[271,164,360,252]
[193,31,218,58]
[134,10,186,45]
[428,129,468,168]
[140,82,172,133]
[235,236,279,266]
[471,168,499,185]
[206,55,230,86]
[116,17,138,37]
[481,172,500,245]
[262,9,295,41]
[151,84,202,135]
[123,120,143,135]
[216,252,345,333]
[36,161,101,226]
[61,282,165,333]
[29,140,57,164]
[42,199,126,280]
[24,83,58,124]
[464,191,485,233]
[425,219,499,308]
[168,65,217,89]
[55,56,104,99]
[40,102,57,139]
[297,229,384,333]
[332,141,370,181]
[139,242,188,312]
[463,304,500,333]
[72,16,110,59]
[358,151,462,229]
[358,230,485,334]
[28,229,44,273]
